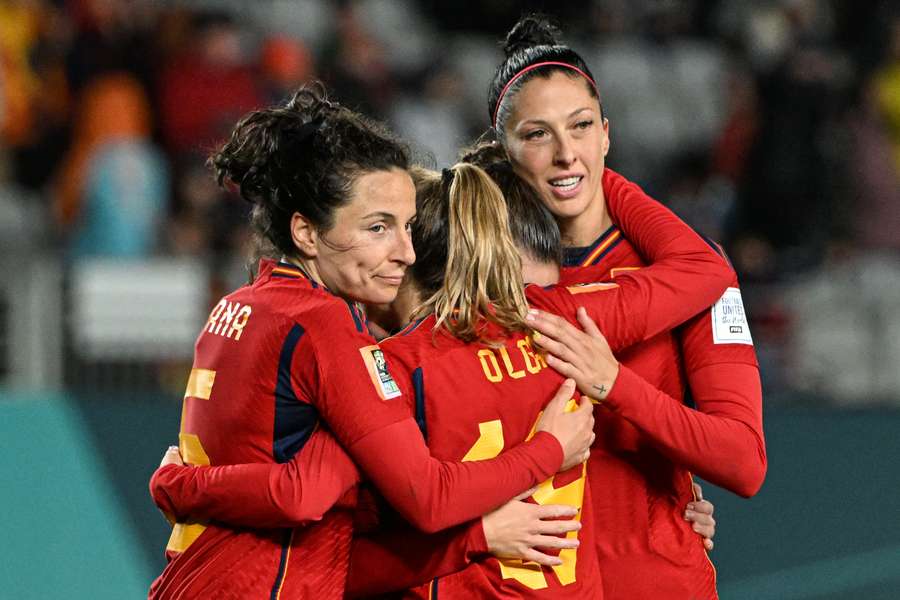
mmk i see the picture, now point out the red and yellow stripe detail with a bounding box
[581,229,622,266]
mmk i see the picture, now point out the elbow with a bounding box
[732,459,767,498]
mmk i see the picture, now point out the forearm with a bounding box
[347,419,563,533]
[149,429,360,527]
[345,520,487,597]
[603,363,766,497]
[579,170,732,349]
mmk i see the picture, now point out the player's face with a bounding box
[314,168,417,305]
[503,72,610,227]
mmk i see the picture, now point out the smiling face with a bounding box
[503,71,610,239]
[307,168,417,305]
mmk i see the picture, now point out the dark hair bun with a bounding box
[503,16,560,57]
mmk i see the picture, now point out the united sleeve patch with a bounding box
[710,287,753,345]
[359,345,402,400]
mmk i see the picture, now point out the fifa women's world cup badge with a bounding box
[359,345,403,399]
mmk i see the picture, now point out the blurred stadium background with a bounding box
[1,0,899,597]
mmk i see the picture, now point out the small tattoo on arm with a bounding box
[592,383,607,396]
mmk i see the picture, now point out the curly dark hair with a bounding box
[460,141,561,266]
[488,15,603,138]
[209,83,409,259]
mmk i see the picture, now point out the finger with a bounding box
[688,499,714,516]
[685,509,715,528]
[513,487,539,502]
[544,354,580,379]
[692,481,705,502]
[526,309,572,338]
[533,331,583,368]
[575,306,604,338]
[521,548,564,567]
[160,446,183,467]
[692,520,715,538]
[531,534,580,550]
[531,519,582,536]
[546,379,577,411]
[531,503,579,519]
[704,538,714,552]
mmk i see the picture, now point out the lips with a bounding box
[376,275,405,286]
[547,174,584,199]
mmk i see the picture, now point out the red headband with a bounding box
[492,61,599,129]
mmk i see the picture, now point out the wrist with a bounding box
[587,362,619,402]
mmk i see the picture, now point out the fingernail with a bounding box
[686,503,695,510]
[533,331,542,340]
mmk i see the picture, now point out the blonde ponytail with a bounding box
[416,163,530,344]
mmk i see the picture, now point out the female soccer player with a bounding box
[485,16,767,599]
[152,155,734,598]
[148,84,597,600]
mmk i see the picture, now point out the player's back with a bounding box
[561,229,717,600]
[385,313,601,599]
[150,260,354,600]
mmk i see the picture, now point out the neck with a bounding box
[557,191,613,247]
[364,280,423,337]
[285,256,326,288]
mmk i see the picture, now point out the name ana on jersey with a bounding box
[477,336,548,383]
[205,299,252,341]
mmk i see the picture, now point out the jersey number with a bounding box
[166,368,215,553]
[462,403,586,590]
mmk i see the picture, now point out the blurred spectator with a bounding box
[259,35,315,104]
[321,4,395,117]
[157,11,262,156]
[390,64,468,167]
[52,73,168,258]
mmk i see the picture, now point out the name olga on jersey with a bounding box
[477,335,548,383]
[205,298,252,341]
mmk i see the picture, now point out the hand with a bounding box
[527,307,619,402]
[483,487,581,566]
[159,445,185,469]
[535,378,595,471]
[685,482,716,551]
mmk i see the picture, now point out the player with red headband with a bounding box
[481,16,767,600]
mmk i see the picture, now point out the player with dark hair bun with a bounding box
[148,84,598,599]
[489,15,767,600]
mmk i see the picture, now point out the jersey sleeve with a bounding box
[149,427,361,528]
[602,361,766,497]
[300,308,566,533]
[531,170,734,351]
[669,277,767,496]
[345,521,488,597]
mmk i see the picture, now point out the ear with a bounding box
[601,117,611,158]
[290,212,318,258]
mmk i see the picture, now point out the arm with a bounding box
[535,169,733,351]
[605,361,764,497]
[532,289,766,497]
[149,427,361,528]
[346,521,487,598]
[346,493,581,597]
[306,325,591,533]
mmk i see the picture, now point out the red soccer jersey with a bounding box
[149,259,567,600]
[150,171,748,599]
[558,171,765,600]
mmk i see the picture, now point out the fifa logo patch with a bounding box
[360,345,402,400]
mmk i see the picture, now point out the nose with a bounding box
[395,227,416,266]
[553,133,576,167]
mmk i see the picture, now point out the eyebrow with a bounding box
[518,107,595,128]
[360,211,396,221]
